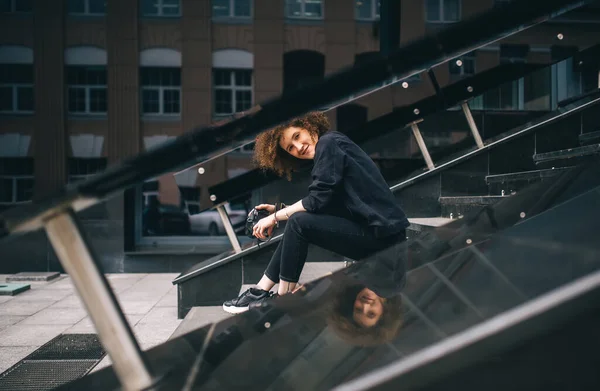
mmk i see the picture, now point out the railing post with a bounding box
[410,121,435,170]
[461,102,484,149]
[44,210,154,391]
[216,205,242,254]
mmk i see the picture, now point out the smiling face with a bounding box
[353,288,385,328]
[279,126,318,160]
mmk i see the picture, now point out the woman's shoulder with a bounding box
[314,132,360,160]
[319,131,352,148]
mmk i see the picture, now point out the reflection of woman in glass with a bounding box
[328,242,406,346]
[328,284,403,346]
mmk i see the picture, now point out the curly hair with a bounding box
[253,111,330,180]
[327,284,403,347]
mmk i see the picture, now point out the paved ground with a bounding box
[0,273,189,373]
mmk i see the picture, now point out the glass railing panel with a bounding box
[430,248,527,318]
[163,163,600,391]
[131,15,600,248]
[401,264,483,335]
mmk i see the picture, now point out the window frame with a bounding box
[0,83,34,114]
[469,79,525,111]
[468,55,557,112]
[212,0,253,19]
[140,0,181,18]
[141,85,181,116]
[0,175,34,205]
[355,0,380,21]
[66,66,108,116]
[212,68,253,117]
[285,0,324,20]
[67,85,108,115]
[67,0,106,16]
[425,0,461,23]
[140,66,182,117]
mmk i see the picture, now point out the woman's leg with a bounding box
[276,212,397,295]
[223,242,284,313]
[256,241,284,291]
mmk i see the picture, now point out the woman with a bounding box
[223,111,409,314]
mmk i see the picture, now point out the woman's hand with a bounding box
[253,204,276,214]
[252,214,277,240]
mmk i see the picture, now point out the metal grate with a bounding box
[0,334,107,391]
[0,361,97,391]
[28,334,105,361]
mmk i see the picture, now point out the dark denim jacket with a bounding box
[301,131,410,238]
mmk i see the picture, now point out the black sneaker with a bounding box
[249,292,279,310]
[222,288,272,314]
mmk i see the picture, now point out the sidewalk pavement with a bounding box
[0,273,185,373]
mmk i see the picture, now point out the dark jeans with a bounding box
[264,212,405,283]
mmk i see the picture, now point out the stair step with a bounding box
[408,217,453,227]
[407,217,453,234]
[439,195,511,205]
[170,306,232,340]
[533,143,600,164]
[579,130,600,145]
[439,195,511,218]
[173,261,346,328]
[485,167,573,184]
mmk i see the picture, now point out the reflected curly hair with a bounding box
[328,284,403,347]
[253,111,330,180]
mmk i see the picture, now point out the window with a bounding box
[67,0,106,15]
[0,0,32,13]
[68,157,107,183]
[141,67,181,115]
[449,52,475,76]
[0,158,34,207]
[356,0,379,21]
[426,0,460,23]
[140,0,181,17]
[0,64,34,114]
[66,66,107,115]
[212,0,252,18]
[213,69,253,115]
[470,55,552,112]
[286,0,323,19]
[470,80,520,110]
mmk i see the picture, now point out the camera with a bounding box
[245,208,271,238]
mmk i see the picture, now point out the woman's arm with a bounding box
[272,200,306,222]
[253,200,306,240]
